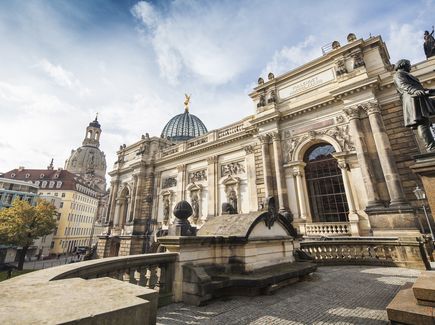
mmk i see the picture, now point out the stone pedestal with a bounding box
[410,152,435,231]
[367,208,421,239]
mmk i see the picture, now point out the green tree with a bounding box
[0,199,57,270]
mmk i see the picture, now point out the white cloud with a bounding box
[37,59,89,96]
[261,36,320,78]
[131,1,159,29]
[385,23,425,65]
[131,1,256,85]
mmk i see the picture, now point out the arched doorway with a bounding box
[304,143,349,222]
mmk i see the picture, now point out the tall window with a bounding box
[304,143,348,222]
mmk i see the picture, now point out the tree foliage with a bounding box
[0,198,57,248]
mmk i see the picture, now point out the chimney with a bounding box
[18,166,25,171]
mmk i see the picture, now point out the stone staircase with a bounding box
[387,271,435,324]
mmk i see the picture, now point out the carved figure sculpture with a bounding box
[393,59,435,151]
[424,28,435,59]
[228,188,238,213]
[163,197,170,225]
[191,192,199,224]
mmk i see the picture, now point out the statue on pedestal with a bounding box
[393,59,435,151]
[424,27,435,59]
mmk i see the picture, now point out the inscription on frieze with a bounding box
[278,69,335,100]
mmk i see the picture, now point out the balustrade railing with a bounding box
[217,123,244,138]
[305,222,350,236]
[300,239,430,269]
[52,253,178,306]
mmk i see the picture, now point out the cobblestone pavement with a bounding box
[157,266,421,325]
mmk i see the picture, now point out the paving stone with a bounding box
[157,266,420,325]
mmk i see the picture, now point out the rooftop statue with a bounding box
[184,93,191,112]
[424,27,435,59]
[393,59,435,151]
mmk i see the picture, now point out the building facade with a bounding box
[2,167,100,254]
[99,34,435,257]
[0,178,39,209]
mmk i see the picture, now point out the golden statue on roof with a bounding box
[184,93,191,112]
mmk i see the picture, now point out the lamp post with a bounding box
[413,186,435,242]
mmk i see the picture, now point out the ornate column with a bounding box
[343,105,382,209]
[292,162,308,220]
[334,154,360,235]
[258,134,274,198]
[244,145,258,212]
[207,156,218,217]
[271,131,289,211]
[361,101,409,208]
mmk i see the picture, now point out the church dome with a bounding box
[161,108,207,142]
[64,116,107,191]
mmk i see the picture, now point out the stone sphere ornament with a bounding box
[173,200,193,220]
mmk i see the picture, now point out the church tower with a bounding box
[64,115,107,192]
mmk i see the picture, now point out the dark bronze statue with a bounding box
[394,59,435,151]
[424,27,435,59]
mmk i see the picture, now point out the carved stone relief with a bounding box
[162,177,177,189]
[221,161,246,177]
[282,124,355,163]
[189,169,207,183]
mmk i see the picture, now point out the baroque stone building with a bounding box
[98,34,435,257]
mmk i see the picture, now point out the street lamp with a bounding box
[413,186,435,242]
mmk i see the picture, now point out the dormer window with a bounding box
[10,173,15,178]
[25,173,30,178]
[54,173,59,179]
[40,174,45,179]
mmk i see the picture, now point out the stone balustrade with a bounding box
[186,135,208,148]
[305,222,351,236]
[217,123,244,138]
[0,252,178,325]
[53,252,178,305]
[300,238,431,270]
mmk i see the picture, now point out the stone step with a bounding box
[387,283,435,325]
[413,271,435,307]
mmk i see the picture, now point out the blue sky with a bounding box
[0,0,434,174]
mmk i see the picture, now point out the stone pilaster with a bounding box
[176,164,186,201]
[361,101,410,208]
[244,145,258,212]
[270,132,289,212]
[343,105,382,209]
[258,134,274,199]
[334,153,360,236]
[292,162,309,221]
[207,156,218,217]
[108,180,119,223]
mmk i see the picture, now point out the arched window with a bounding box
[304,143,348,222]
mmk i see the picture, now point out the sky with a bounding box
[0,0,434,175]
